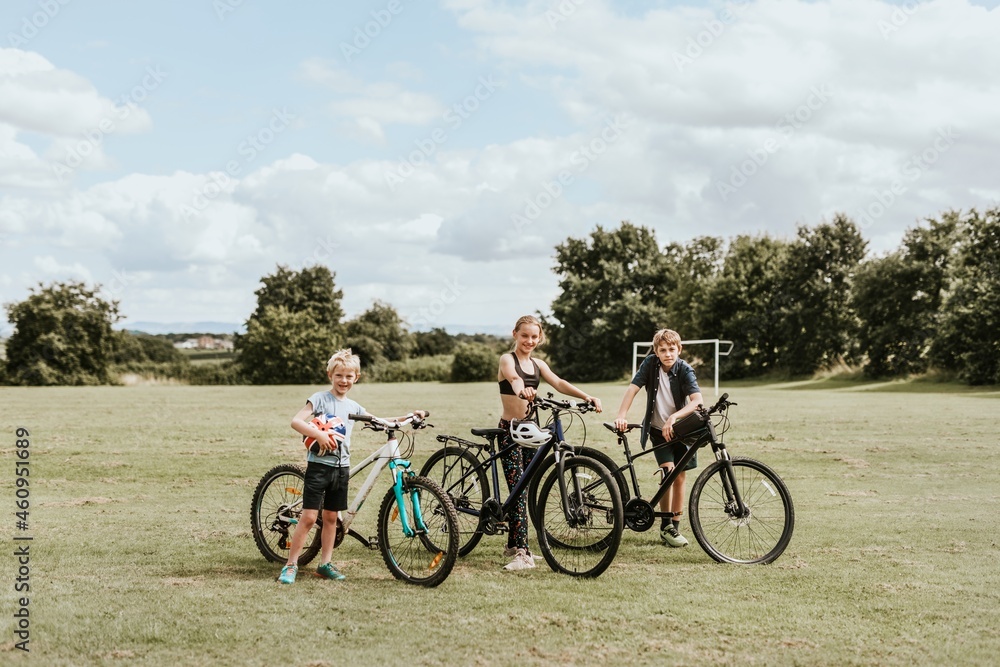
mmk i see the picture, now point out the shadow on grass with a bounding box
[723,376,1000,396]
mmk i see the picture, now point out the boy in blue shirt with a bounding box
[614,329,704,547]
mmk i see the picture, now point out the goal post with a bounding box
[631,339,734,396]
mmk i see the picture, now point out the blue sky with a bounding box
[2,0,1000,334]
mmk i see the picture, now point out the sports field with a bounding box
[2,381,999,666]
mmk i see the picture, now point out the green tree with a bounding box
[546,222,673,381]
[700,234,791,378]
[412,328,455,357]
[344,300,412,366]
[777,215,867,375]
[4,281,120,385]
[450,342,496,382]
[238,306,340,384]
[251,265,343,329]
[932,208,1000,384]
[235,265,344,383]
[660,235,725,337]
[853,215,958,377]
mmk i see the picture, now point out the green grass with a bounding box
[1,382,998,666]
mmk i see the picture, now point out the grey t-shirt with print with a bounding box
[305,391,365,468]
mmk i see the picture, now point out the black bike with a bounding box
[420,394,624,578]
[528,393,794,564]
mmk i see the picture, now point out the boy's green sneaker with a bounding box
[314,562,346,581]
[277,564,298,584]
[661,525,689,548]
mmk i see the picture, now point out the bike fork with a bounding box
[716,451,748,516]
[390,460,427,537]
[555,447,585,525]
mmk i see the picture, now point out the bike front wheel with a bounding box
[419,446,488,556]
[535,457,623,578]
[689,457,794,564]
[250,464,322,565]
[526,446,630,528]
[377,475,460,587]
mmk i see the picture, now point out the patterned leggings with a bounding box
[498,418,530,551]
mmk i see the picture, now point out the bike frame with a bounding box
[437,403,584,527]
[614,411,748,519]
[302,418,427,548]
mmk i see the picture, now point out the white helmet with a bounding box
[509,420,552,447]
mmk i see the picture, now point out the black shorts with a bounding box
[649,429,698,470]
[302,462,350,512]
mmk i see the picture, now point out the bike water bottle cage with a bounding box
[509,420,551,447]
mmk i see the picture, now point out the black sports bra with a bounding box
[498,355,540,396]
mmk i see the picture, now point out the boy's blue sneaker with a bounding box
[314,562,346,581]
[277,564,298,584]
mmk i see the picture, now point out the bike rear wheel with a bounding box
[419,446,488,556]
[250,464,322,565]
[689,456,794,564]
[377,475,460,587]
[535,457,623,578]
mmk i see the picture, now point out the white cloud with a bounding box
[299,58,445,142]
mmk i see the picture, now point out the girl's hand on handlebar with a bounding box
[518,387,537,402]
[586,396,603,413]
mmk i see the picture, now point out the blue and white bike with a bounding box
[251,411,460,587]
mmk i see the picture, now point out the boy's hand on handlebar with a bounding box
[662,415,676,441]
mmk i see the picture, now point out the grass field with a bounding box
[2,380,999,666]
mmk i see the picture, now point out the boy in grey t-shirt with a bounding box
[277,349,427,585]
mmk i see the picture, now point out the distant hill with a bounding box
[117,321,510,337]
[119,321,246,335]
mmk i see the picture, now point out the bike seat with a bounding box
[471,428,506,440]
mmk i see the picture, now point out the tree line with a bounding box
[3,206,997,386]
[545,208,999,385]
[0,265,504,386]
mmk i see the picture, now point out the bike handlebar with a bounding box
[349,411,430,431]
[528,393,598,413]
[603,394,736,436]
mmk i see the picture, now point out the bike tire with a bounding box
[250,463,322,566]
[419,446,488,557]
[689,456,794,564]
[535,457,623,578]
[526,446,630,527]
[377,475,460,587]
